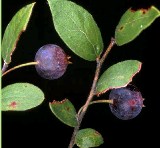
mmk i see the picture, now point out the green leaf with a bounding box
[96,60,142,95]
[115,6,160,46]
[47,0,103,61]
[75,128,104,148]
[49,99,78,127]
[2,83,45,111]
[51,0,68,1]
[2,2,35,64]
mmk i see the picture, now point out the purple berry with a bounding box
[109,85,144,120]
[35,44,69,80]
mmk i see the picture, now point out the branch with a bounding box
[78,99,113,115]
[68,38,116,148]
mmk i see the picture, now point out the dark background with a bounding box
[2,0,160,147]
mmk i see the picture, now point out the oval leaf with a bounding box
[49,99,78,127]
[96,60,142,95]
[115,6,160,46]
[75,128,104,148]
[47,0,103,61]
[2,83,45,111]
[2,2,35,64]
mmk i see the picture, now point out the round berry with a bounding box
[109,85,144,120]
[35,44,69,80]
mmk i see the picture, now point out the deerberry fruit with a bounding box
[109,85,144,120]
[35,44,69,80]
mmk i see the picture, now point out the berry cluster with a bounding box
[34,44,144,120]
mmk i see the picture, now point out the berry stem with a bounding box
[2,61,38,77]
[78,99,113,115]
[68,38,116,148]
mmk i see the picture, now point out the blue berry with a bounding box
[35,44,68,80]
[109,85,144,120]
